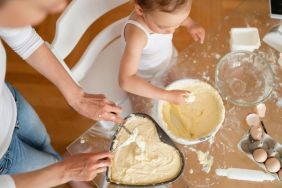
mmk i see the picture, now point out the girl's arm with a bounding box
[182,17,205,44]
[119,25,187,104]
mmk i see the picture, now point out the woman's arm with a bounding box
[25,43,123,122]
[1,26,123,123]
[12,152,113,188]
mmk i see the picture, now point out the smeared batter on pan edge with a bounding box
[109,115,182,185]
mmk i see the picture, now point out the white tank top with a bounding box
[122,19,173,71]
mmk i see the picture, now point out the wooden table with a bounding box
[67,0,282,187]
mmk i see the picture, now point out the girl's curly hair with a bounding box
[0,0,8,7]
[135,0,190,13]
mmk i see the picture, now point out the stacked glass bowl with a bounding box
[215,51,275,106]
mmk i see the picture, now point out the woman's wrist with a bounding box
[41,161,71,185]
[12,162,69,188]
[54,161,73,184]
[61,84,85,109]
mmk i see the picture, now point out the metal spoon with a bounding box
[110,112,133,135]
[118,123,133,135]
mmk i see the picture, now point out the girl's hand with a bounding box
[187,21,205,44]
[68,89,123,124]
[164,90,189,105]
[62,152,114,182]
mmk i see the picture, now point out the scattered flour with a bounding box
[189,169,194,174]
[276,98,282,108]
[189,147,214,173]
[184,92,196,103]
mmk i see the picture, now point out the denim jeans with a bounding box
[0,84,62,175]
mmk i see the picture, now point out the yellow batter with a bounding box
[109,115,182,185]
[161,82,225,140]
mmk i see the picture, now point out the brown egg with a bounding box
[278,169,282,180]
[250,125,263,141]
[265,158,281,173]
[253,148,267,163]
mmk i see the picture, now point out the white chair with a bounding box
[50,0,132,128]
[51,1,132,187]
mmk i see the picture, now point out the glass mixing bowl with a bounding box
[215,51,275,106]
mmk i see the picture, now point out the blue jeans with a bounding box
[0,84,62,175]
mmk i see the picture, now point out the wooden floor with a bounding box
[5,0,243,187]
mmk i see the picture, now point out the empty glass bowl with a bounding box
[215,51,275,106]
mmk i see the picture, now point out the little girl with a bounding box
[119,0,205,113]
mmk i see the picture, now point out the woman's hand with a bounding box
[67,88,124,124]
[164,90,189,105]
[12,152,114,188]
[25,44,124,124]
[62,152,113,182]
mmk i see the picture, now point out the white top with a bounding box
[0,175,16,188]
[0,26,44,188]
[122,19,173,71]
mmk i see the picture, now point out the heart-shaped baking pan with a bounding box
[106,113,185,187]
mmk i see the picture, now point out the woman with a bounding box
[0,0,122,187]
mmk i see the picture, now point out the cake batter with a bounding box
[161,82,225,140]
[109,115,182,185]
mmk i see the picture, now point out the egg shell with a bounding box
[265,158,281,173]
[246,113,260,126]
[184,92,196,103]
[253,148,267,163]
[250,126,263,141]
[267,148,280,158]
[255,103,266,118]
[248,140,264,152]
[264,138,277,150]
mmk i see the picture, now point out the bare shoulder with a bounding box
[124,22,147,50]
